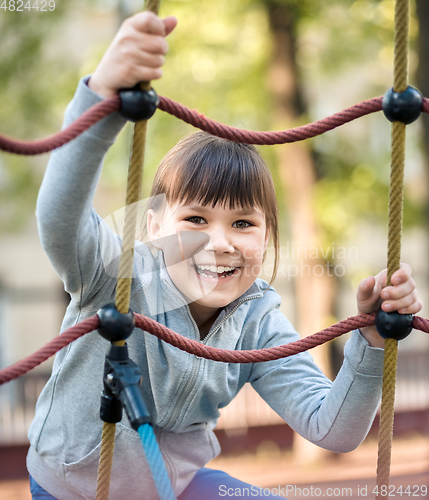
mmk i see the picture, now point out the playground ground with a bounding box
[1,434,428,499]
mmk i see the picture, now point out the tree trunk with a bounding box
[265,1,336,463]
[415,0,429,219]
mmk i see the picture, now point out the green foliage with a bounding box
[311,115,425,257]
[101,0,274,206]
[293,0,424,256]
[0,2,81,133]
[0,0,425,249]
[0,1,82,231]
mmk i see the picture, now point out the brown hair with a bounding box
[148,131,280,284]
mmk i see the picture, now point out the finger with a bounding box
[133,66,164,82]
[374,269,388,289]
[118,42,166,64]
[381,278,415,301]
[391,263,412,286]
[130,32,169,55]
[163,16,178,36]
[381,290,418,313]
[116,38,166,65]
[133,51,166,69]
[113,60,163,86]
[129,11,167,36]
[397,297,423,315]
[357,276,376,302]
[109,54,165,84]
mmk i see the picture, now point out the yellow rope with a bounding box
[115,119,148,314]
[145,0,160,15]
[96,1,161,498]
[376,339,398,498]
[386,122,406,285]
[96,423,117,500]
[393,0,409,94]
[376,0,409,497]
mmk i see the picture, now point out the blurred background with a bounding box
[1,0,429,497]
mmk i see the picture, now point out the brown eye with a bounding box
[233,220,252,229]
[186,216,206,224]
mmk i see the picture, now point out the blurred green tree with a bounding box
[0,1,81,231]
[2,0,423,243]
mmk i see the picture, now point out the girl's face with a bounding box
[147,200,270,323]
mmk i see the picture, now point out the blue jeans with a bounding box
[30,468,283,499]
[29,475,58,500]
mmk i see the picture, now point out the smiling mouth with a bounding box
[194,264,237,279]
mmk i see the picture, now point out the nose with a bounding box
[204,226,235,254]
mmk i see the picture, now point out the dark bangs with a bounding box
[149,131,280,284]
[151,132,276,212]
[161,134,270,210]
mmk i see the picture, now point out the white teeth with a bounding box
[196,265,234,273]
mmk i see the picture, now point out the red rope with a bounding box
[1,312,429,385]
[0,98,121,155]
[411,315,429,334]
[157,96,384,145]
[0,94,413,155]
[0,313,368,385]
[134,312,376,363]
[1,95,429,155]
[0,315,99,385]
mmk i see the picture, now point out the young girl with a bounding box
[27,11,422,500]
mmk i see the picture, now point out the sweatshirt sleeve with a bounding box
[249,308,384,453]
[36,75,128,302]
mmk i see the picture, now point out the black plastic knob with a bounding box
[375,309,413,341]
[98,303,135,342]
[119,85,159,122]
[382,86,423,125]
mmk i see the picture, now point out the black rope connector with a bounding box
[119,84,159,122]
[98,303,135,343]
[382,86,423,125]
[100,343,151,429]
[375,309,413,340]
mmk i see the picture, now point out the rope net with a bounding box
[2,95,429,154]
[2,313,429,386]
[0,0,424,497]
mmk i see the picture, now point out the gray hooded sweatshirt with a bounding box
[27,77,384,500]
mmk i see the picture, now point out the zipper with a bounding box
[161,279,202,430]
[162,354,202,430]
[201,293,262,344]
[162,279,201,336]
[161,278,262,342]
[160,278,261,430]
